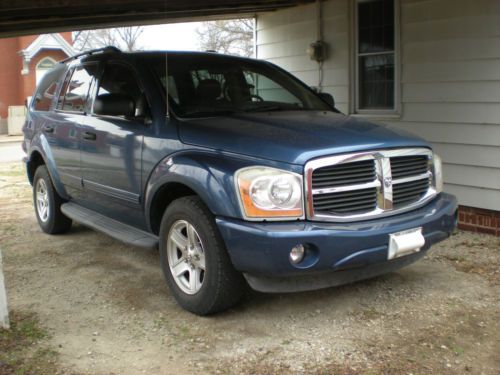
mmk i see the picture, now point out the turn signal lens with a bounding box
[236,167,304,220]
[433,153,444,193]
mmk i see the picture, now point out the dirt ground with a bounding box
[1,161,499,375]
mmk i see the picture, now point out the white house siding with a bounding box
[255,0,351,114]
[256,0,500,210]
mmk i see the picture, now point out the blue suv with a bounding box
[23,47,457,315]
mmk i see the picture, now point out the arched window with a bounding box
[35,57,56,85]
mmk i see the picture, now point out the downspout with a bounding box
[317,0,324,92]
[253,15,258,59]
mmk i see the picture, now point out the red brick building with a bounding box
[0,33,73,133]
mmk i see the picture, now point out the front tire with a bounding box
[159,196,245,315]
[33,165,72,234]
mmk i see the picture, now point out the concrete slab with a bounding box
[0,135,24,144]
[0,141,25,163]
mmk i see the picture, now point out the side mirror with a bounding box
[318,92,335,108]
[94,93,135,117]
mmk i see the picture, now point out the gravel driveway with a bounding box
[1,161,499,374]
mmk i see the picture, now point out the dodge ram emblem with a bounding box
[384,177,392,188]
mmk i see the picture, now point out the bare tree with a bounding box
[73,26,144,52]
[116,27,143,51]
[196,19,254,57]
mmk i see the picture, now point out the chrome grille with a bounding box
[313,187,378,214]
[312,160,376,188]
[393,178,430,208]
[391,155,428,179]
[305,148,437,222]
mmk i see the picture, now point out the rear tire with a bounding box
[33,165,72,234]
[159,196,245,315]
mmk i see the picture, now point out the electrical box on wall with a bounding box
[307,40,328,62]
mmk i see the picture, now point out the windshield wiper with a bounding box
[183,109,238,117]
[243,105,306,113]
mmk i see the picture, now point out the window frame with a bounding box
[90,60,151,123]
[55,63,99,115]
[31,65,66,113]
[35,57,57,85]
[352,0,400,117]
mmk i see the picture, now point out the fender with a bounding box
[27,134,69,200]
[144,151,261,231]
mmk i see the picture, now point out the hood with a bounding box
[178,111,430,165]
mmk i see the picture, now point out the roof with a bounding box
[63,48,259,65]
[0,1,313,38]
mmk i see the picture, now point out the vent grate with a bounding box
[393,178,430,208]
[391,155,428,179]
[312,160,375,188]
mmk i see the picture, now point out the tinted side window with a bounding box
[33,66,66,112]
[59,64,97,113]
[95,63,143,114]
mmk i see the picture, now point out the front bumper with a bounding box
[216,193,457,292]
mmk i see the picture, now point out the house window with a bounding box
[356,0,396,112]
[35,57,56,85]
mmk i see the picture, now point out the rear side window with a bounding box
[33,66,66,112]
[58,64,98,113]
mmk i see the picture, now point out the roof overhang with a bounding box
[0,0,313,38]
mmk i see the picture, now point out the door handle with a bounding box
[83,131,97,141]
[42,125,54,133]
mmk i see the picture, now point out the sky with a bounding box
[136,22,203,51]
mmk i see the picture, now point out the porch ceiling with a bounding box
[0,0,312,38]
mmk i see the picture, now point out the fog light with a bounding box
[290,244,305,264]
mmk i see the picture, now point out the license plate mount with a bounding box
[388,227,425,260]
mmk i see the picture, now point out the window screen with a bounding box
[357,0,395,110]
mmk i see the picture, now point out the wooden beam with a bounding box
[0,0,313,38]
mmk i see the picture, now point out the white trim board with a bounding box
[19,34,74,75]
[0,249,9,329]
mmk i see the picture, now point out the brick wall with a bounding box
[458,206,500,236]
[0,37,21,119]
[0,33,72,119]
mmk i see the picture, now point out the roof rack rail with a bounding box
[60,46,121,63]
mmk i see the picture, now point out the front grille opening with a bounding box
[391,155,428,179]
[312,160,375,188]
[313,187,378,214]
[307,149,434,221]
[393,178,429,208]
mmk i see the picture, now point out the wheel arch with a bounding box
[26,150,44,184]
[148,182,198,235]
[26,144,68,200]
[145,152,245,235]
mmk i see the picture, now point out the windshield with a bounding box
[149,54,333,117]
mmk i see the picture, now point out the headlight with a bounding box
[235,167,304,220]
[433,153,444,193]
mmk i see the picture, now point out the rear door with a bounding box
[80,61,150,228]
[39,63,98,199]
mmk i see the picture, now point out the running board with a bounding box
[61,202,158,249]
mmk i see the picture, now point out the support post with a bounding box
[0,249,9,329]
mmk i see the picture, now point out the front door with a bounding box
[80,61,150,229]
